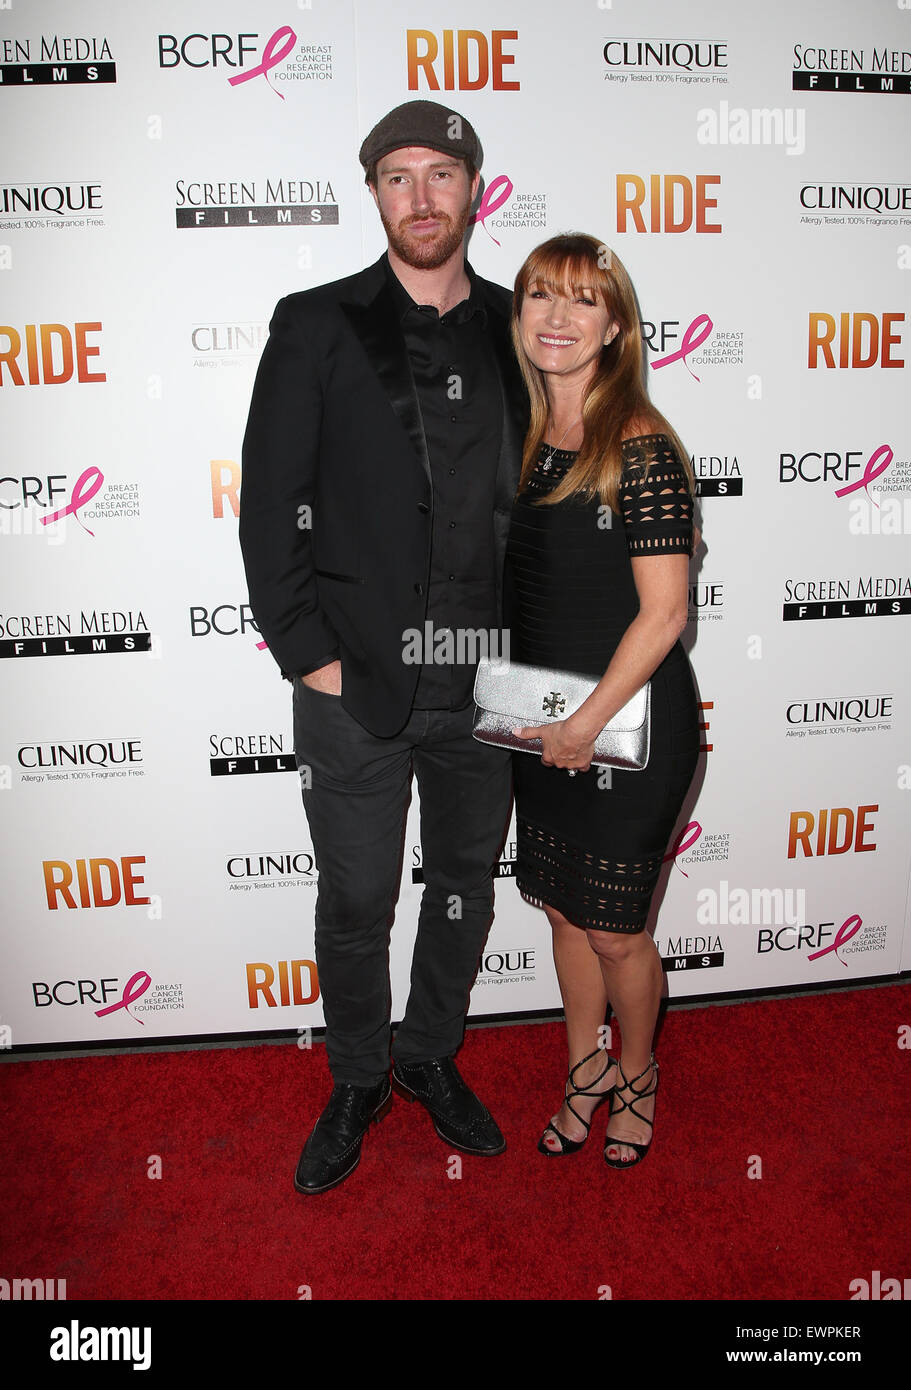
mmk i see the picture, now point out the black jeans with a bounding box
[292,682,512,1085]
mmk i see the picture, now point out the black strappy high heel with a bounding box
[603,1055,659,1168]
[537,1048,618,1156]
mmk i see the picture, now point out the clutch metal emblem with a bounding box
[542,692,566,718]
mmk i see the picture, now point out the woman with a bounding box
[507,233,699,1167]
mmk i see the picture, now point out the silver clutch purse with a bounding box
[472,657,650,770]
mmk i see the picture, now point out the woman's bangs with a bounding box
[523,248,609,308]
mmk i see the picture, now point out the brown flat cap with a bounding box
[359,99,481,171]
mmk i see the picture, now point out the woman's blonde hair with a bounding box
[511,232,693,511]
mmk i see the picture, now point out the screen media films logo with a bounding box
[792,43,911,95]
[0,34,115,86]
[174,178,337,229]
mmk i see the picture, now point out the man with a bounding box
[239,100,527,1194]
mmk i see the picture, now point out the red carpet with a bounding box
[2,984,909,1302]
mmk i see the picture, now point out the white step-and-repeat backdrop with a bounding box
[2,0,909,1049]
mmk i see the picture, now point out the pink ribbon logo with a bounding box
[469,175,513,246]
[95,970,152,1025]
[652,314,713,382]
[662,820,702,876]
[807,914,862,968]
[40,466,104,536]
[834,444,893,505]
[227,26,296,99]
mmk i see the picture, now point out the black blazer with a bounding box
[239,254,528,737]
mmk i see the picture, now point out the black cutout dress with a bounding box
[506,434,700,933]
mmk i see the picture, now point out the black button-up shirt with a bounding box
[386,257,503,709]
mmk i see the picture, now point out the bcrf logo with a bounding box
[158,34,259,68]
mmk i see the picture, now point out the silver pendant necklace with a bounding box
[540,419,582,472]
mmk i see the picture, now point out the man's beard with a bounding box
[380,200,472,270]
